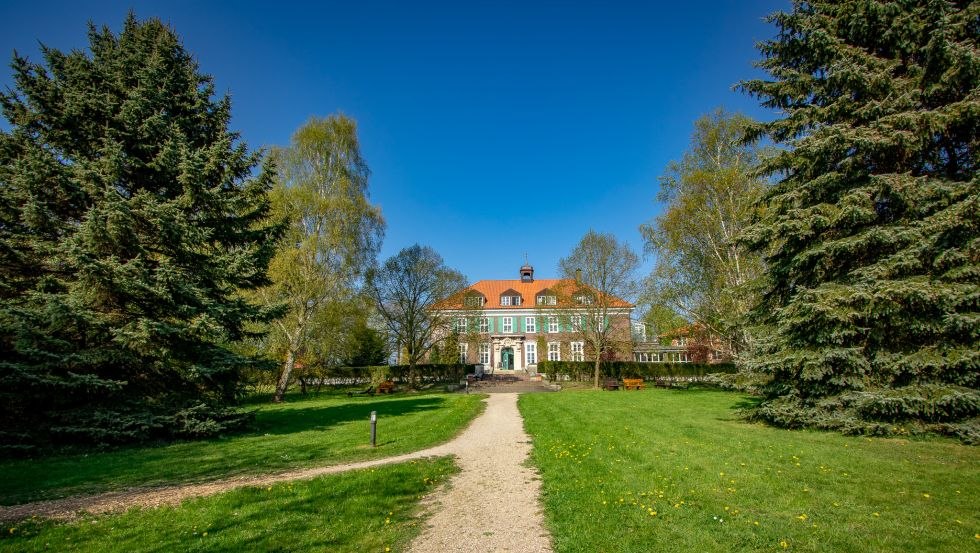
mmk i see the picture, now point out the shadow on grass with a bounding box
[0,395,454,506]
[731,395,763,410]
[251,396,448,436]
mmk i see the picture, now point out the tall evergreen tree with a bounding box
[740,1,978,440]
[0,15,277,452]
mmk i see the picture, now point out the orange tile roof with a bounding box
[437,279,632,309]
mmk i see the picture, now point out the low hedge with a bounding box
[535,361,736,381]
[324,364,475,385]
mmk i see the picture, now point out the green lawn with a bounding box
[520,389,979,553]
[0,458,456,553]
[1,392,483,506]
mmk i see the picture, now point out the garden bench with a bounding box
[377,380,396,394]
[622,378,645,390]
[603,378,620,390]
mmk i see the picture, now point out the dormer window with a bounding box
[499,289,522,307]
[464,293,486,307]
[536,294,557,306]
[574,294,595,305]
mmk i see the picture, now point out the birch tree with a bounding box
[639,109,767,354]
[262,115,384,403]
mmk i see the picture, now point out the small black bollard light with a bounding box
[370,410,377,447]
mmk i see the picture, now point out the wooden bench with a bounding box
[377,380,396,394]
[603,378,620,391]
[622,378,645,390]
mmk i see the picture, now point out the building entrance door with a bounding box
[501,347,513,370]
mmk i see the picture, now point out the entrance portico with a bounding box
[492,336,525,371]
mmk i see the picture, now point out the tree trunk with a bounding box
[273,348,296,403]
[593,356,601,389]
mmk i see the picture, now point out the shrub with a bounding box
[536,361,736,382]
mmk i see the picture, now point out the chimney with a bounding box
[575,268,582,283]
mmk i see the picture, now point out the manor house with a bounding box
[433,264,634,372]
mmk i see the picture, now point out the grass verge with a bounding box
[0,457,455,552]
[520,388,979,553]
[1,392,483,506]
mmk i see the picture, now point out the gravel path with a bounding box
[1,393,554,553]
[408,393,553,552]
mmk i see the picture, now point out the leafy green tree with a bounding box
[641,305,688,345]
[0,15,277,452]
[345,310,389,367]
[739,1,979,439]
[367,245,467,381]
[558,230,640,389]
[640,109,767,355]
[259,115,384,403]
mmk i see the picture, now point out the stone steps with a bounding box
[465,373,558,394]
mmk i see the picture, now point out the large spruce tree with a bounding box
[0,15,277,453]
[740,1,978,440]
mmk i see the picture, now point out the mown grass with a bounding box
[520,388,979,553]
[0,457,456,552]
[1,392,483,506]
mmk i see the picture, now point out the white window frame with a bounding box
[500,295,511,306]
[537,295,556,306]
[571,341,584,362]
[525,342,537,365]
[525,317,536,333]
[547,342,561,361]
[479,317,489,333]
[479,343,490,365]
[513,295,522,306]
[454,317,467,333]
[502,316,513,333]
[591,314,605,331]
[458,343,468,364]
[571,315,583,331]
[547,316,559,333]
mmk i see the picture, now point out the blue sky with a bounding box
[0,0,786,283]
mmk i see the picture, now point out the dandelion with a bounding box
[796,514,807,521]
[780,539,789,548]
[922,493,930,498]
[872,512,880,517]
